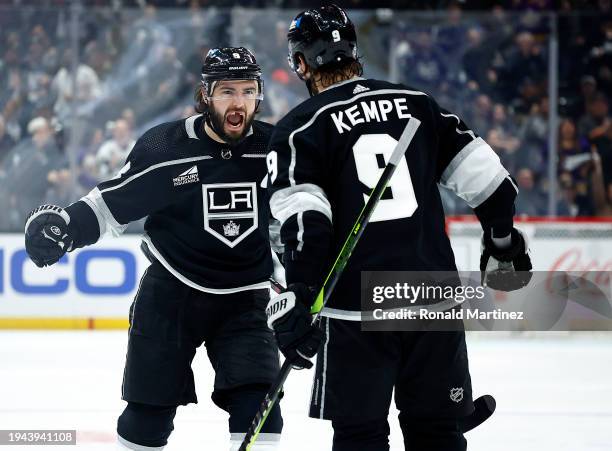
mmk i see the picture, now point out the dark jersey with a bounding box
[66,115,276,294]
[267,78,516,314]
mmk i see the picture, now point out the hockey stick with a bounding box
[239,119,421,451]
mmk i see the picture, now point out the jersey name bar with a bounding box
[331,97,411,134]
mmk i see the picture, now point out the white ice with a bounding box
[0,331,611,450]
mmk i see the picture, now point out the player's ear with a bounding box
[297,55,311,79]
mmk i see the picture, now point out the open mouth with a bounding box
[225,111,245,131]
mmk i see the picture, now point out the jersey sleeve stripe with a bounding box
[269,183,333,225]
[287,88,428,186]
[468,168,509,207]
[297,211,305,252]
[440,137,485,183]
[99,155,212,194]
[81,187,128,238]
[440,139,509,208]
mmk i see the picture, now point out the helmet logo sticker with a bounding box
[233,53,240,59]
[289,17,301,30]
[332,30,341,42]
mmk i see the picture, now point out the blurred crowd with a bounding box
[394,2,612,217]
[0,1,610,11]
[0,1,611,232]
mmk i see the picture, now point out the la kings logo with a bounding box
[203,182,258,248]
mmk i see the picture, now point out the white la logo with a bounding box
[450,387,464,403]
[203,182,258,248]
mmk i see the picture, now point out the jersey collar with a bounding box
[320,76,365,93]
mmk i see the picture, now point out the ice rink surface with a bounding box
[0,331,611,450]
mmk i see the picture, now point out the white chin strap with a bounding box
[229,433,281,450]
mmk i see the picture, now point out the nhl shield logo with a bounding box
[450,387,464,403]
[203,182,258,248]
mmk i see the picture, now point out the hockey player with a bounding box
[24,47,282,451]
[265,5,532,451]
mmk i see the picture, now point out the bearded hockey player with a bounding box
[264,5,532,451]
[24,47,282,451]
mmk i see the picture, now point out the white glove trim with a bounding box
[266,291,296,329]
[25,205,70,233]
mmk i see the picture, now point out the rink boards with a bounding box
[0,217,611,329]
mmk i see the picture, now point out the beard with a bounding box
[207,105,255,146]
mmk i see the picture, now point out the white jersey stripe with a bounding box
[141,234,271,294]
[269,183,332,225]
[440,139,508,208]
[99,155,212,194]
[81,187,128,238]
[440,112,477,139]
[185,114,201,139]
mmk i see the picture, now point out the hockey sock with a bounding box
[398,414,466,451]
[331,417,390,451]
[117,402,177,449]
[217,384,283,450]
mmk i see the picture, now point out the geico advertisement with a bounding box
[0,234,149,317]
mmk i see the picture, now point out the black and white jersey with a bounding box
[267,78,517,315]
[66,115,276,294]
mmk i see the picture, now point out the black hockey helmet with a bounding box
[201,47,263,98]
[287,4,358,77]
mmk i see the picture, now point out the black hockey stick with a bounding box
[461,394,496,432]
[239,119,422,451]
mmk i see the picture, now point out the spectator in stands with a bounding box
[511,76,544,115]
[578,92,611,142]
[135,45,183,122]
[399,31,447,93]
[461,27,499,97]
[557,171,580,217]
[121,108,136,131]
[51,49,102,120]
[96,118,135,179]
[0,115,16,174]
[515,167,546,216]
[567,75,598,119]
[586,19,612,95]
[590,147,612,215]
[437,2,468,58]
[78,154,100,194]
[487,103,522,173]
[578,92,612,192]
[558,118,594,215]
[8,117,63,227]
[500,31,546,102]
[467,93,493,136]
[518,95,548,175]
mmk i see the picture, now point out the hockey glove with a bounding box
[24,205,74,267]
[266,283,325,370]
[480,228,532,291]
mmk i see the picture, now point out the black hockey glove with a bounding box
[266,283,325,370]
[24,205,74,267]
[480,228,532,291]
